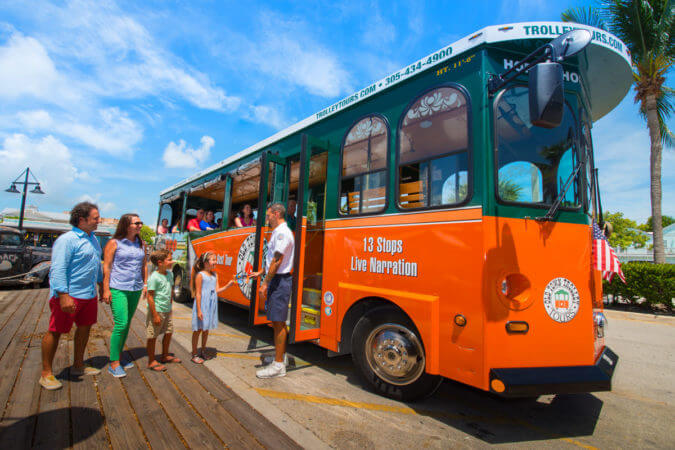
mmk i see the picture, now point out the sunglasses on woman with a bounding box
[132,221,144,226]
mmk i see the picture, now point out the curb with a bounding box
[171,332,331,449]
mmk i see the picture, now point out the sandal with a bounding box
[191,355,204,364]
[148,362,166,372]
[161,355,182,364]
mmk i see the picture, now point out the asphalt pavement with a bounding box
[157,301,674,449]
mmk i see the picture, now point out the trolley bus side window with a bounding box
[340,115,389,215]
[397,86,470,209]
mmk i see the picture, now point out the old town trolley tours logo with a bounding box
[236,234,267,300]
[543,277,580,323]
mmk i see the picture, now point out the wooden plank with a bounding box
[128,308,298,450]
[120,357,186,448]
[71,344,109,450]
[0,290,49,449]
[90,338,148,450]
[32,315,71,449]
[0,290,44,419]
[118,314,225,449]
[221,396,301,450]
[165,363,263,449]
[0,290,23,329]
[0,290,41,361]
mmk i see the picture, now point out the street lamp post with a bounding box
[5,167,45,230]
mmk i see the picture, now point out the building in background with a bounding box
[616,224,675,264]
[0,205,117,249]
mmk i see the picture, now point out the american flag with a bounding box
[592,221,625,283]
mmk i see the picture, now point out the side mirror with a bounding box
[529,62,564,128]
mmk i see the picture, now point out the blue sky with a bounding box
[0,0,672,226]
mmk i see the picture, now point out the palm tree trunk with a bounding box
[645,94,665,264]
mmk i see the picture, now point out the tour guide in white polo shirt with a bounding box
[252,202,294,378]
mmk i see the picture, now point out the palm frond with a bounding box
[561,6,607,29]
[602,0,675,65]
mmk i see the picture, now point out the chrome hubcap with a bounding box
[365,323,425,386]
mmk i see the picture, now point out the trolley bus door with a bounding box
[249,151,288,326]
[290,134,330,343]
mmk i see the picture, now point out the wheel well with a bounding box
[339,297,410,355]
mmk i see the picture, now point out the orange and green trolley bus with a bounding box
[155,21,630,400]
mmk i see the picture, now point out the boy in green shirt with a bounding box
[146,250,181,371]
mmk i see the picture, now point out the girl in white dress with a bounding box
[190,252,234,363]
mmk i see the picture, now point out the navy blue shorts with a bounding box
[266,274,291,322]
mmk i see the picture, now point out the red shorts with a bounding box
[48,295,98,333]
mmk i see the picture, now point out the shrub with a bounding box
[603,262,675,309]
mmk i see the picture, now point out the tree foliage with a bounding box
[561,6,608,29]
[139,225,156,246]
[604,211,649,249]
[498,180,523,202]
[562,0,674,263]
[639,215,675,231]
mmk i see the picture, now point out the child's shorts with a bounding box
[146,311,174,338]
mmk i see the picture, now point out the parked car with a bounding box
[0,226,50,287]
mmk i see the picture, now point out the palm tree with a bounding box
[562,1,674,264]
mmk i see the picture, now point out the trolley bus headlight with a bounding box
[593,312,607,338]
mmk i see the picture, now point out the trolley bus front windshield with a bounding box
[495,86,581,209]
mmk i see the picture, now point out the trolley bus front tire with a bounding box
[351,307,442,401]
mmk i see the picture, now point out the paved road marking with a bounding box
[255,388,597,449]
[174,329,250,339]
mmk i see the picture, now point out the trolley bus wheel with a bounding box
[351,307,442,401]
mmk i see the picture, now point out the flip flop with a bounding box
[161,356,182,364]
[191,355,204,364]
[148,362,166,372]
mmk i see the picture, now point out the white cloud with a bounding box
[221,13,352,99]
[76,193,116,213]
[163,136,215,169]
[362,13,396,49]
[0,134,81,201]
[34,1,239,112]
[247,105,290,130]
[0,33,79,104]
[17,107,143,157]
[593,100,675,223]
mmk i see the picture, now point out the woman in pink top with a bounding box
[234,204,256,227]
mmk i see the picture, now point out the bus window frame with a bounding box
[579,107,597,217]
[492,85,584,212]
[395,83,474,212]
[338,112,391,217]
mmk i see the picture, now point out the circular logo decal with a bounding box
[324,306,332,317]
[323,291,334,306]
[543,278,580,323]
[236,234,267,300]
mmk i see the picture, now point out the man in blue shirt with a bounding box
[40,202,104,390]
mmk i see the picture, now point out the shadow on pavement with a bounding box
[212,300,603,445]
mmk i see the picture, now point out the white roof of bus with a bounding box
[162,21,632,196]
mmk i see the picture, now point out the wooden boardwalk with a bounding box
[0,289,301,449]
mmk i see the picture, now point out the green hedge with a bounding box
[603,262,675,308]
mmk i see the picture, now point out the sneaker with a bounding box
[39,375,63,390]
[256,361,286,378]
[262,354,288,366]
[108,365,127,378]
[71,365,101,376]
[120,359,134,370]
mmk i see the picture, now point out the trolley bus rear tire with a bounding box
[351,307,442,401]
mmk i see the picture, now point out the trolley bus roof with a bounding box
[161,21,632,197]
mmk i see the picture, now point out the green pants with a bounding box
[109,288,142,362]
